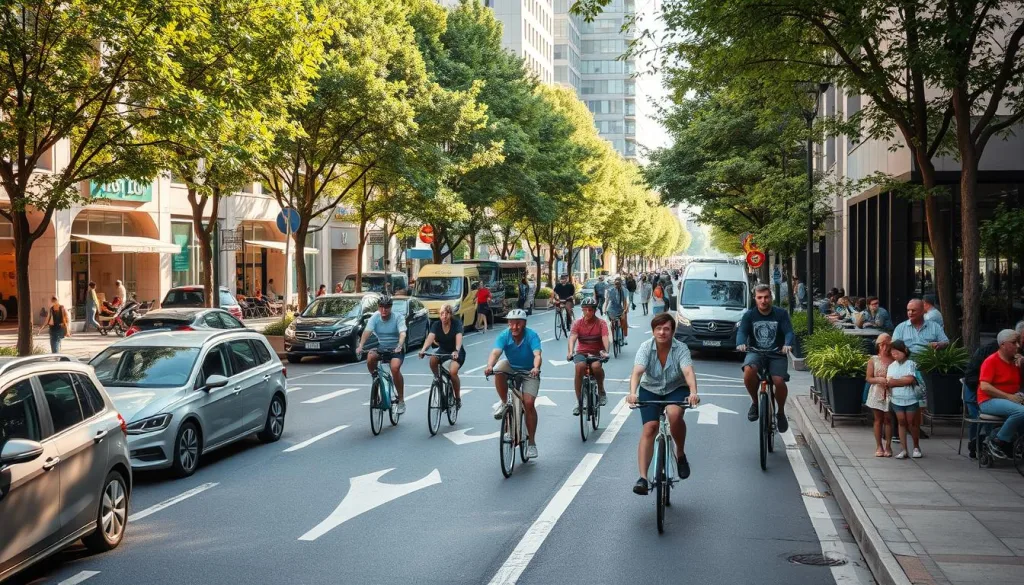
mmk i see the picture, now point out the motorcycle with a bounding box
[97,299,140,337]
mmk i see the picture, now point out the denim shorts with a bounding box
[890,402,919,414]
[638,385,690,424]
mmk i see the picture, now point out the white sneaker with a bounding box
[395,401,406,415]
[493,403,506,419]
[526,445,538,459]
[912,448,923,459]
[895,450,908,459]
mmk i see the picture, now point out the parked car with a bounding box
[89,330,286,478]
[161,285,244,321]
[580,278,599,299]
[125,307,246,337]
[284,293,430,363]
[341,272,410,295]
[0,355,132,582]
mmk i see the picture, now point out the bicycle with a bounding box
[554,301,570,340]
[572,354,607,441]
[424,349,459,436]
[487,370,537,478]
[609,315,623,358]
[631,398,692,534]
[747,347,784,470]
[363,349,401,435]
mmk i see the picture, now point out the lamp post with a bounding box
[797,81,829,336]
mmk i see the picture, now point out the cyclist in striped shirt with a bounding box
[567,297,611,415]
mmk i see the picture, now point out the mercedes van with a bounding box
[412,264,481,326]
[674,259,751,351]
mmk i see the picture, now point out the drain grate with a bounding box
[788,553,848,567]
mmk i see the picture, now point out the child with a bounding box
[865,334,895,456]
[887,339,923,459]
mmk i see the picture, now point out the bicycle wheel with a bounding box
[554,311,564,340]
[664,443,672,508]
[758,391,769,470]
[427,380,442,436]
[655,434,666,534]
[500,408,515,478]
[445,382,459,425]
[591,382,601,431]
[519,410,529,462]
[767,393,776,453]
[388,387,400,426]
[370,381,384,436]
[579,381,591,442]
[612,324,620,358]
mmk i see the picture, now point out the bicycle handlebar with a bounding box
[485,370,540,381]
[630,400,694,409]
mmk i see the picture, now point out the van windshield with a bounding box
[342,276,386,293]
[681,280,746,308]
[414,277,463,300]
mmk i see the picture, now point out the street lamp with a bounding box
[797,81,830,336]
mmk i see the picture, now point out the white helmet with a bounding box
[506,309,528,321]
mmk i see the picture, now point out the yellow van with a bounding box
[412,264,481,326]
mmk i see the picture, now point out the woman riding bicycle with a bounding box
[418,303,466,409]
[627,313,700,495]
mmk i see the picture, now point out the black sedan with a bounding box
[284,293,430,363]
[124,308,245,337]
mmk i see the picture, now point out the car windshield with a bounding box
[90,347,200,388]
[476,266,499,287]
[163,289,204,306]
[680,280,747,308]
[342,276,387,293]
[302,297,361,318]
[414,277,463,300]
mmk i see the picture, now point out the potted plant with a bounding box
[262,312,295,357]
[534,286,553,309]
[914,342,970,416]
[811,344,868,415]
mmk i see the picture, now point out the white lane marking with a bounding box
[302,388,359,404]
[597,397,631,444]
[534,396,557,407]
[547,359,571,366]
[286,386,303,393]
[487,453,603,585]
[466,339,490,346]
[298,468,442,541]
[289,361,363,381]
[128,483,218,522]
[58,571,100,585]
[696,372,745,382]
[686,403,738,425]
[283,425,349,452]
[443,427,500,445]
[292,382,369,387]
[364,386,430,406]
[540,337,555,343]
[465,364,487,374]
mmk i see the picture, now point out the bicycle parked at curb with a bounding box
[630,398,692,533]
[487,370,536,477]
[423,349,459,435]
[573,354,607,441]
[748,347,783,470]
[361,349,401,435]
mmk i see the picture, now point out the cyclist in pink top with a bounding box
[567,297,611,414]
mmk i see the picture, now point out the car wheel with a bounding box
[171,421,201,478]
[82,470,129,552]
[287,354,303,364]
[258,394,286,442]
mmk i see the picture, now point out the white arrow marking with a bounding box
[443,427,500,445]
[547,359,571,366]
[284,425,349,452]
[58,571,100,585]
[302,388,359,404]
[535,396,557,407]
[299,468,441,541]
[686,403,738,425]
[129,483,218,522]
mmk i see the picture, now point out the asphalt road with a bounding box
[11,309,876,585]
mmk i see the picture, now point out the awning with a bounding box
[72,234,183,254]
[405,248,433,260]
[247,239,319,255]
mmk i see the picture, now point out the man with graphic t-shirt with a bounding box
[567,297,611,415]
[736,284,795,433]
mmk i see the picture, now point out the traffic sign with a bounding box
[418,224,434,244]
[746,250,766,269]
[276,208,300,234]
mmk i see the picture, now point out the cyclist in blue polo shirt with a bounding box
[484,309,543,459]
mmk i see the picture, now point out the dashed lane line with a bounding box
[283,425,349,452]
[128,482,218,522]
[301,388,359,404]
[58,571,100,585]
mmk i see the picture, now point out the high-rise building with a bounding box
[480,0,554,84]
[552,2,581,91]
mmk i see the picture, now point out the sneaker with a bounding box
[895,450,908,459]
[395,401,406,415]
[573,405,581,416]
[776,412,789,433]
[623,340,628,346]
[747,402,759,421]
[633,477,649,495]
[503,433,511,442]
[455,398,462,411]
[988,438,1012,460]
[493,403,506,419]
[598,394,607,406]
[678,455,691,480]
[912,448,923,459]
[526,445,538,459]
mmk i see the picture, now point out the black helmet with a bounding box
[378,295,393,307]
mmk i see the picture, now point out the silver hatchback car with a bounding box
[0,355,131,582]
[89,329,287,478]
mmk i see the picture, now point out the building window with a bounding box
[586,100,624,114]
[624,100,635,115]
[581,39,626,55]
[581,79,625,95]
[580,17,621,34]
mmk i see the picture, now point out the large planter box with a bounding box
[829,375,865,415]
[535,299,551,310]
[921,371,964,416]
[264,335,286,358]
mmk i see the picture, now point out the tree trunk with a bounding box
[468,230,477,260]
[914,153,958,341]
[952,88,981,350]
[188,188,217,309]
[293,222,310,312]
[13,215,35,355]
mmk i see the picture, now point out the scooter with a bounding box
[97,299,140,337]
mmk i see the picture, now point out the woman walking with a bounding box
[865,334,895,457]
[639,275,653,315]
[38,296,72,353]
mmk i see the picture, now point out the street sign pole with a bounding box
[285,218,292,311]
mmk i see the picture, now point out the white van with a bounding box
[674,259,751,351]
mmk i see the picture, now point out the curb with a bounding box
[793,398,912,585]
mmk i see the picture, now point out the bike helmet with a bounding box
[581,297,598,308]
[506,308,528,321]
[378,294,393,307]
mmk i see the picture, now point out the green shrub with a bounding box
[1,346,47,356]
[790,311,830,342]
[914,341,970,374]
[535,287,553,300]
[803,327,862,356]
[262,313,295,336]
[808,344,869,380]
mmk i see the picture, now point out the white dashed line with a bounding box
[58,571,100,585]
[302,388,359,404]
[284,425,349,452]
[129,483,218,522]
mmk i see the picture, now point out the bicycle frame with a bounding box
[371,351,397,405]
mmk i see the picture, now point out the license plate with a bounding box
[702,340,722,347]
[305,342,320,349]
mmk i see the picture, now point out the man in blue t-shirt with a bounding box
[736,284,795,433]
[484,309,543,459]
[356,296,408,415]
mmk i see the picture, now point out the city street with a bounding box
[10,310,874,585]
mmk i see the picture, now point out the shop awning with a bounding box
[72,234,183,254]
[405,248,434,260]
[247,239,319,255]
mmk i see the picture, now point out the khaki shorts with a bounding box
[494,359,540,396]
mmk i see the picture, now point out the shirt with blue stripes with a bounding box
[634,338,693,396]
[892,319,949,355]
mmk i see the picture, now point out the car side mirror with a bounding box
[0,439,44,467]
[203,374,229,391]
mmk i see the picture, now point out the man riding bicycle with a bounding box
[484,309,543,459]
[736,284,794,433]
[605,277,629,346]
[567,297,610,414]
[418,303,466,409]
[553,273,576,327]
[356,295,407,415]
[593,275,608,315]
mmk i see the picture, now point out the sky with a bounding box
[634,0,673,161]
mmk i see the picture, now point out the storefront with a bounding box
[329,225,359,287]
[170,220,208,288]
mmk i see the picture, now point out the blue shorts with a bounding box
[373,349,405,365]
[638,385,690,424]
[891,402,919,414]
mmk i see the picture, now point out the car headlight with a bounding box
[333,326,353,338]
[677,314,691,326]
[285,323,296,337]
[126,414,172,435]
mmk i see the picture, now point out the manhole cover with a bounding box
[788,553,847,567]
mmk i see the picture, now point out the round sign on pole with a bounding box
[276,208,300,234]
[746,250,765,269]
[418,225,434,244]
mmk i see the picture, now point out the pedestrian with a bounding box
[626,273,637,311]
[38,296,72,353]
[593,275,607,316]
[84,281,100,332]
[859,297,894,330]
[977,328,1024,460]
[794,277,806,310]
[517,277,528,310]
[865,334,895,457]
[922,294,943,328]
[267,278,279,301]
[334,282,343,294]
[887,339,924,459]
[316,284,327,297]
[639,275,652,315]
[115,279,127,305]
[475,282,492,332]
[893,299,948,439]
[651,281,666,315]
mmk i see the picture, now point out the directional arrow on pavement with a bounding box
[535,396,557,407]
[547,359,571,367]
[686,403,738,425]
[443,427,500,445]
[299,468,442,541]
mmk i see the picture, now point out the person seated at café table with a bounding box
[857,296,894,330]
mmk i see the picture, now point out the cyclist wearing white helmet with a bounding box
[484,308,543,459]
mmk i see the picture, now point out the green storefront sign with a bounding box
[172,234,190,271]
[90,179,153,202]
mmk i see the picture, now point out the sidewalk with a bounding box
[792,375,1024,585]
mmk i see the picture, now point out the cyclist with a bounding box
[593,275,608,315]
[552,273,576,328]
[418,303,466,409]
[355,295,408,415]
[736,284,794,433]
[605,276,629,346]
[567,297,610,414]
[484,308,543,459]
[627,312,700,494]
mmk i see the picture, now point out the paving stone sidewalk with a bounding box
[792,381,1024,585]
